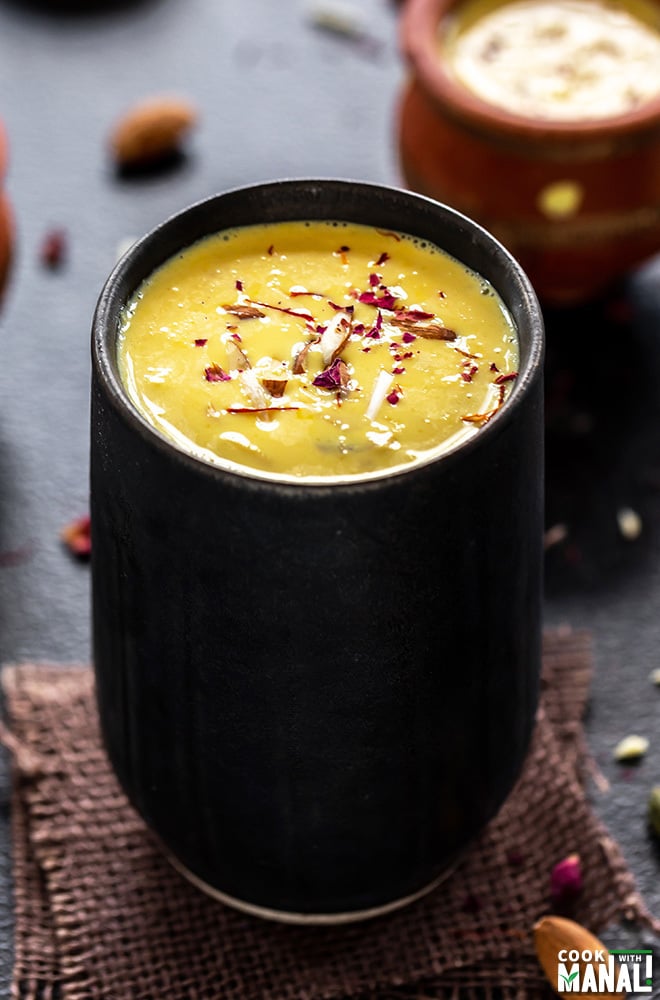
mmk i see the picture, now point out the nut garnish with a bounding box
[534,915,623,999]
[292,337,320,374]
[391,317,457,340]
[221,304,266,320]
[613,734,649,762]
[110,96,198,168]
[225,341,251,371]
[260,378,288,398]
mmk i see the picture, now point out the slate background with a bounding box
[0,0,659,994]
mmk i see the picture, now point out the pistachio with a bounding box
[613,734,649,762]
[648,786,660,837]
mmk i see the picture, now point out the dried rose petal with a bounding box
[40,229,67,269]
[235,279,243,291]
[364,310,383,339]
[194,338,208,347]
[392,366,405,375]
[461,364,478,383]
[358,290,397,311]
[402,331,416,344]
[205,364,231,383]
[395,308,434,322]
[61,515,91,559]
[490,362,500,372]
[369,273,380,287]
[550,853,583,908]
[375,251,389,265]
[312,358,350,391]
[494,371,518,385]
[0,544,33,568]
[386,389,401,405]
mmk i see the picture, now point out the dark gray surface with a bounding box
[0,0,658,994]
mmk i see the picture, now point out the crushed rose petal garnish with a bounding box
[118,219,518,477]
[358,289,398,311]
[61,515,91,559]
[40,229,67,269]
[205,364,231,383]
[313,358,350,390]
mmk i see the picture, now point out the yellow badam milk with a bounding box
[118,220,518,480]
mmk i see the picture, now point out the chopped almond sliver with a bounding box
[226,340,251,371]
[260,378,288,398]
[365,370,395,421]
[320,313,352,365]
[292,337,320,374]
[391,317,457,340]
[239,370,271,411]
[220,304,266,320]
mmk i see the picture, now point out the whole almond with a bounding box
[534,916,623,999]
[110,97,198,167]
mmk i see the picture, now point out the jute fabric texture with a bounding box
[2,630,658,1000]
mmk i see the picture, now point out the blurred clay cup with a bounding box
[0,120,13,303]
[398,0,660,305]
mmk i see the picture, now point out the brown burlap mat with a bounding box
[2,630,659,1000]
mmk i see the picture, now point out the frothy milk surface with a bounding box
[441,0,660,121]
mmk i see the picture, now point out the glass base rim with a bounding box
[166,854,455,925]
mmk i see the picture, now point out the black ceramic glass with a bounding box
[91,179,544,924]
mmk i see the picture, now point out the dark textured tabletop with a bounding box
[0,0,659,995]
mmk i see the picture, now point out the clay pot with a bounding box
[0,121,13,302]
[398,0,660,305]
